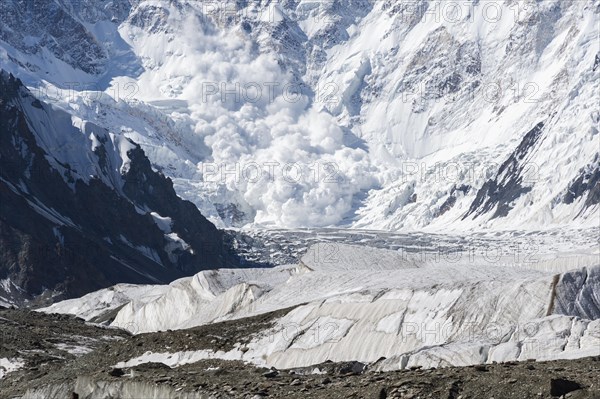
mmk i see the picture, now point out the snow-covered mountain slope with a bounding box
[1,0,597,230]
[0,71,242,305]
[0,0,137,82]
[43,243,600,370]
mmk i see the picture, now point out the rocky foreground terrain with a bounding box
[1,306,599,399]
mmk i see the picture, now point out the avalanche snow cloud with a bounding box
[0,0,598,229]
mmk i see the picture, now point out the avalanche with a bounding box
[3,0,599,385]
[1,0,598,230]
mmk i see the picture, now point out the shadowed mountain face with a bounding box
[464,121,545,219]
[0,71,241,306]
[0,0,132,74]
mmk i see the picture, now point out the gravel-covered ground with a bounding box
[1,306,599,399]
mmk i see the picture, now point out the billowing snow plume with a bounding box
[115,6,378,227]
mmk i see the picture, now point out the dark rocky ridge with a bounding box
[0,71,242,306]
[0,0,123,75]
[465,121,545,220]
[563,153,600,211]
[434,184,470,218]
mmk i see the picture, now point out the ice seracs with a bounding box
[45,243,600,371]
[41,284,170,323]
[109,265,298,332]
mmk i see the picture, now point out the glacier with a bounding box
[2,0,599,387]
[43,242,600,371]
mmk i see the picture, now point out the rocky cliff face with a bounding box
[0,0,125,74]
[0,71,239,306]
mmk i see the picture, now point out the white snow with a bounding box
[3,0,598,375]
[111,265,298,332]
[0,278,26,307]
[15,90,137,193]
[114,313,600,371]
[3,0,597,230]
[115,349,243,370]
[44,243,597,371]
[54,343,94,356]
[150,212,173,233]
[0,358,24,379]
[39,284,170,322]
